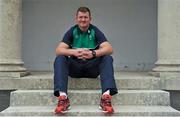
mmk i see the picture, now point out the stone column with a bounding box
[0,0,28,77]
[153,0,180,77]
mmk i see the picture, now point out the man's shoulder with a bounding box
[65,25,78,35]
[89,24,102,33]
[69,25,77,31]
[90,24,97,30]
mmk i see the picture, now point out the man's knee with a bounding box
[55,55,66,61]
[102,55,113,62]
[54,55,67,65]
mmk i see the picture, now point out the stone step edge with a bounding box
[1,105,180,116]
[11,89,168,93]
[0,73,161,90]
[9,89,170,106]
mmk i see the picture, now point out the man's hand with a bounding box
[72,48,85,59]
[72,48,93,60]
[81,49,93,60]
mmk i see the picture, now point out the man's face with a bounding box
[76,11,91,30]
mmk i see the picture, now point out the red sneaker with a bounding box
[99,94,114,114]
[55,96,70,114]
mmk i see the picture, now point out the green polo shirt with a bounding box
[72,26,96,49]
[62,24,107,49]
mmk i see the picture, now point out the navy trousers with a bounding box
[54,55,118,97]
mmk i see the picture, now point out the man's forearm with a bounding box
[56,48,75,56]
[94,42,113,57]
[95,47,113,57]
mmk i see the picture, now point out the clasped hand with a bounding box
[73,48,93,60]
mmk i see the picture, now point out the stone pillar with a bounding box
[153,0,180,77]
[0,0,28,77]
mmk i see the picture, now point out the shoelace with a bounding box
[103,99,111,106]
[58,99,66,106]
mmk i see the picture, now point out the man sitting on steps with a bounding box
[53,6,118,114]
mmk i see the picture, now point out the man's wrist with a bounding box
[91,50,96,58]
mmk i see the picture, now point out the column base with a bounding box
[151,65,180,78]
[150,59,180,78]
[0,63,30,78]
[153,66,180,72]
[150,71,180,78]
[0,71,30,78]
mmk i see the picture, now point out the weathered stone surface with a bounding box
[0,0,27,75]
[1,106,180,116]
[9,90,169,106]
[0,72,161,90]
[0,72,180,116]
[153,0,180,72]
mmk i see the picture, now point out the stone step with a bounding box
[1,116,178,117]
[0,72,161,90]
[10,90,169,106]
[1,105,180,116]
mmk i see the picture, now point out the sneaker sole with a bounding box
[99,106,114,114]
[55,105,71,114]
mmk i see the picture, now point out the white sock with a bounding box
[59,91,67,98]
[103,90,110,95]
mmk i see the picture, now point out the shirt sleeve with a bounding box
[61,27,73,47]
[94,26,107,45]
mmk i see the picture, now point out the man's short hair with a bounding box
[76,7,91,16]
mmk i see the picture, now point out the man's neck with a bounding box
[79,26,89,32]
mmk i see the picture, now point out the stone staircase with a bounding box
[0,72,180,116]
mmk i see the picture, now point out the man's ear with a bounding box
[75,14,78,23]
[89,16,92,21]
